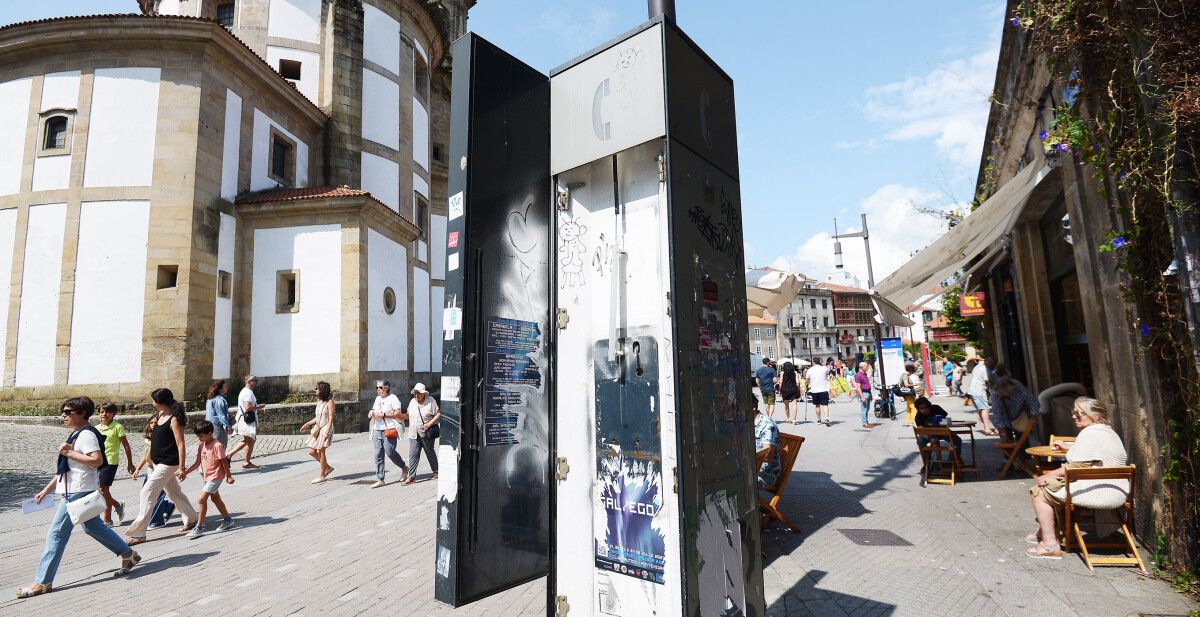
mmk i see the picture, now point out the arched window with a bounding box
[43,116,68,150]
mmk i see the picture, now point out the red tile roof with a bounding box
[926,315,951,329]
[236,186,371,204]
[748,315,777,325]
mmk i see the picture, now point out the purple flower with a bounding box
[1139,324,1150,337]
[1056,142,1069,152]
[1010,17,1021,27]
[1112,235,1128,249]
[1092,144,1101,153]
[1039,130,1048,140]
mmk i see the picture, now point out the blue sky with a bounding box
[2,1,1005,287]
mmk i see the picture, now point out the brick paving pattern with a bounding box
[0,398,1193,616]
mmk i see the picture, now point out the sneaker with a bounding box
[186,525,205,539]
[370,479,385,489]
[114,501,125,524]
[216,518,235,532]
[147,520,164,531]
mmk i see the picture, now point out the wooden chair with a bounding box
[913,427,959,486]
[1036,435,1077,473]
[759,434,804,532]
[1046,435,1076,463]
[995,417,1037,478]
[1058,465,1147,573]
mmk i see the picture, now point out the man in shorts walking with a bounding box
[754,358,779,419]
[806,357,832,426]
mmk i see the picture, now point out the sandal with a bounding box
[402,476,416,486]
[124,536,145,546]
[15,583,51,599]
[1024,532,1040,544]
[114,551,141,577]
[1025,543,1063,560]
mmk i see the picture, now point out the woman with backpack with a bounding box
[16,397,141,599]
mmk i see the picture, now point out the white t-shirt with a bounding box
[407,397,439,439]
[371,394,403,431]
[237,387,258,423]
[806,365,830,393]
[968,363,989,396]
[906,373,921,387]
[57,429,101,495]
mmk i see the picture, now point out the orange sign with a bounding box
[959,292,986,317]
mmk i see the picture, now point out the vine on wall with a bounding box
[1013,0,1200,569]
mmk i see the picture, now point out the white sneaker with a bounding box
[370,480,385,489]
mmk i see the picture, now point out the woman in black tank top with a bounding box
[123,389,198,544]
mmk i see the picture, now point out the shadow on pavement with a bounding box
[767,569,895,616]
[762,453,917,566]
[0,469,52,514]
[127,551,219,578]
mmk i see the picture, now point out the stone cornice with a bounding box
[0,15,328,129]
[236,194,421,244]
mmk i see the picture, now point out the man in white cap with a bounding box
[404,383,441,485]
[367,380,409,488]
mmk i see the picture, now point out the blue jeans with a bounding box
[859,394,872,424]
[37,491,132,585]
[371,429,408,480]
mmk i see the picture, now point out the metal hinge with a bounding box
[555,457,570,481]
[555,595,570,616]
[555,308,570,330]
[657,155,666,182]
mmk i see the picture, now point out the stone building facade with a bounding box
[777,282,835,361]
[0,0,470,409]
[819,282,880,359]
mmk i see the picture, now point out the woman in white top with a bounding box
[1026,397,1129,560]
[16,397,141,599]
[404,383,441,485]
[368,380,409,488]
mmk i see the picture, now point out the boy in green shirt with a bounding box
[97,403,135,526]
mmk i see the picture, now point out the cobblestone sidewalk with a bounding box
[0,398,1193,616]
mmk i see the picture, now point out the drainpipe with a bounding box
[648,0,675,21]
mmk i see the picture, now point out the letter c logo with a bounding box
[592,78,611,141]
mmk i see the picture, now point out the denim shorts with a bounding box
[202,479,222,494]
[970,395,989,411]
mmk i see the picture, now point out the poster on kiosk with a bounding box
[438,6,764,616]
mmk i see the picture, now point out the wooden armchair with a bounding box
[759,433,804,532]
[995,417,1037,478]
[1058,465,1147,573]
[913,427,960,486]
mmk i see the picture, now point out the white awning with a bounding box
[875,163,1053,309]
[870,292,915,327]
[746,268,804,315]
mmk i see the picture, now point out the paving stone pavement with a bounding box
[0,398,1193,616]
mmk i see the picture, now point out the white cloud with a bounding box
[769,184,955,287]
[862,42,998,171]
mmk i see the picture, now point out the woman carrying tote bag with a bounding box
[16,397,141,599]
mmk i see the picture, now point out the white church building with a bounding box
[0,0,470,408]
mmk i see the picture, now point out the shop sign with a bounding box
[959,292,986,317]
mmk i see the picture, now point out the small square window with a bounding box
[278,59,302,81]
[414,193,429,238]
[157,265,178,290]
[276,269,299,313]
[216,2,235,28]
[268,129,296,186]
[218,270,232,298]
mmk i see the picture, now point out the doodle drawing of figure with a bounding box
[559,213,588,288]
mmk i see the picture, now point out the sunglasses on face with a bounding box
[61,409,76,416]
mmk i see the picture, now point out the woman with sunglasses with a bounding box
[16,397,141,599]
[1024,397,1129,560]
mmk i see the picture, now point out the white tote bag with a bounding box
[66,491,106,525]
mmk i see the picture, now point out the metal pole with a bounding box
[647,0,676,21]
[860,213,890,418]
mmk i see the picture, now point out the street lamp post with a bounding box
[834,213,893,418]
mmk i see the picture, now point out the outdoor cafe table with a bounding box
[946,420,978,470]
[1026,445,1068,474]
